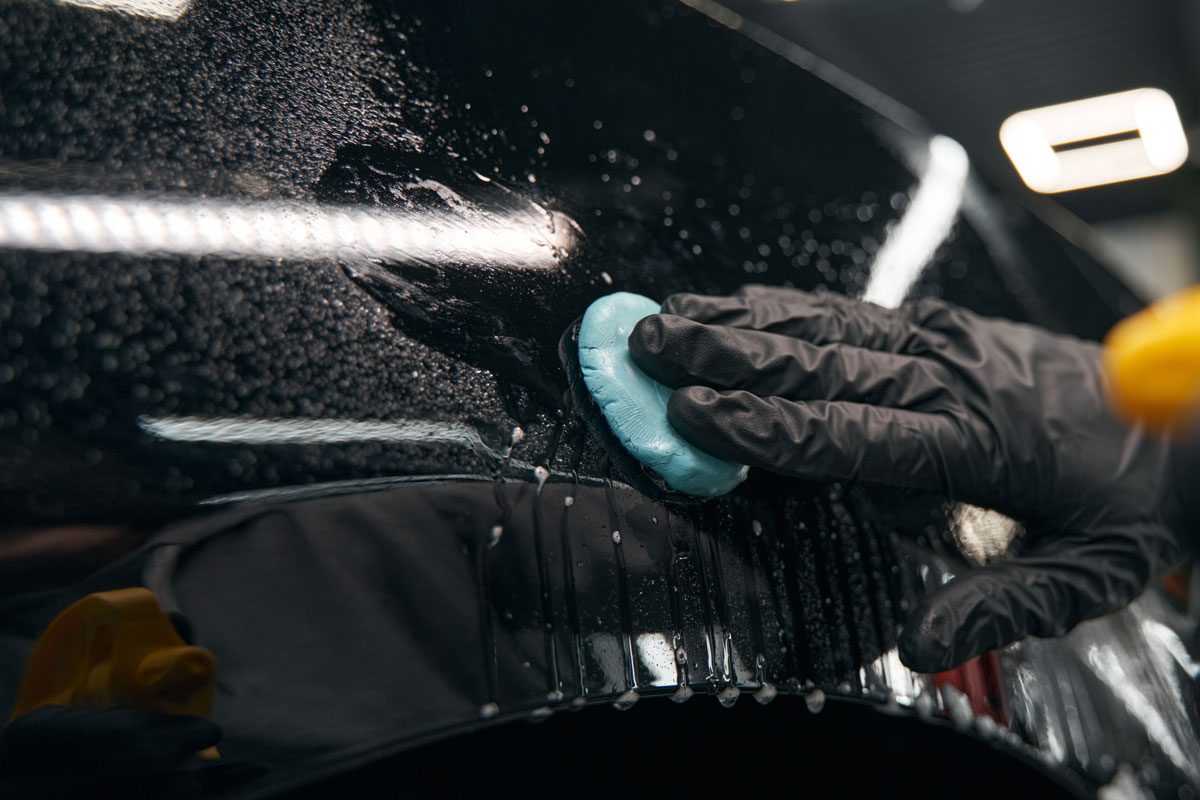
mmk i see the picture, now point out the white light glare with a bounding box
[138,416,509,460]
[0,192,578,270]
[862,135,969,309]
[1000,88,1189,193]
[57,0,191,21]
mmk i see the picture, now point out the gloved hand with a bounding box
[627,285,1190,672]
[0,706,254,799]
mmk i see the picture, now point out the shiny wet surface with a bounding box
[0,1,1193,798]
[0,0,1133,524]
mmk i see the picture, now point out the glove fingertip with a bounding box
[897,603,959,673]
[898,570,1023,673]
[627,314,666,359]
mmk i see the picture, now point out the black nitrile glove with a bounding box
[627,285,1190,672]
[0,706,256,799]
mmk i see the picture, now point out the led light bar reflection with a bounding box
[1000,89,1189,193]
[0,192,577,269]
[138,415,510,460]
[862,135,969,309]
[57,0,190,21]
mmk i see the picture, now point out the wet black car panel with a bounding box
[0,0,1135,525]
[0,2,1195,799]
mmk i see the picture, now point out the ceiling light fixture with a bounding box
[999,88,1189,193]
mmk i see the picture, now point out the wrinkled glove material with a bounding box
[579,292,748,497]
[628,286,1191,671]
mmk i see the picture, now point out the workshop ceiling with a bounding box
[719,0,1200,220]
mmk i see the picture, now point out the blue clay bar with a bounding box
[578,292,749,497]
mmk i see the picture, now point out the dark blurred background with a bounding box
[721,0,1200,299]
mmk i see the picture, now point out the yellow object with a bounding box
[9,587,218,758]
[1104,285,1200,432]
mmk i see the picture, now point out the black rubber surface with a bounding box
[280,696,1084,799]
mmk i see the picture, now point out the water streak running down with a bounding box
[0,192,578,269]
[138,415,510,461]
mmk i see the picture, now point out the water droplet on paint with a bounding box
[754,683,777,705]
[528,706,553,722]
[671,684,694,703]
[612,689,639,711]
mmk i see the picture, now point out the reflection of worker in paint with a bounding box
[628,285,1199,672]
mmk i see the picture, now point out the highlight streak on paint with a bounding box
[138,415,508,460]
[56,0,191,20]
[1086,643,1195,781]
[862,135,969,309]
[0,192,578,269]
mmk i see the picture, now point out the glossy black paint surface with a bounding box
[0,0,1134,525]
[0,2,1192,799]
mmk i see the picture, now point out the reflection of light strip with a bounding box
[861,135,969,309]
[57,0,190,20]
[864,647,933,708]
[634,633,679,688]
[138,415,507,460]
[0,193,576,269]
[1000,89,1189,193]
[1086,643,1194,778]
[1141,618,1200,679]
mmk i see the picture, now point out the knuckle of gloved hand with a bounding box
[951,414,1003,487]
[791,422,848,476]
[903,296,956,329]
[1096,558,1150,610]
[660,292,709,318]
[722,394,796,462]
[736,283,773,298]
[889,360,949,407]
[898,603,962,669]
[667,385,717,425]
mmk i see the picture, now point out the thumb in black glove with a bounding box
[627,285,1189,672]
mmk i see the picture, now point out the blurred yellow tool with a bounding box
[1104,285,1200,432]
[9,587,219,758]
